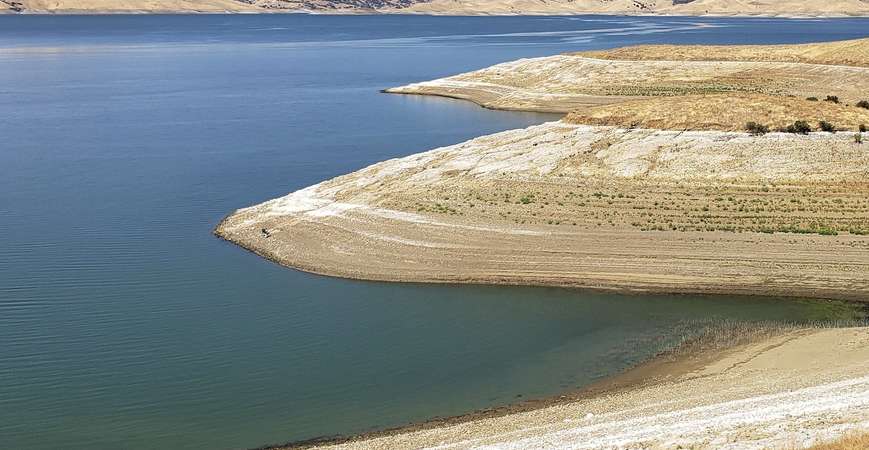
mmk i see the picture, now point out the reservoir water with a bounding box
[1,14,867,450]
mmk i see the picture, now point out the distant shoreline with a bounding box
[3,10,869,18]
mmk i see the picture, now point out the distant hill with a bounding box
[3,0,869,15]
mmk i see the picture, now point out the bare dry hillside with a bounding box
[5,0,869,14]
[576,37,869,67]
[566,93,869,131]
[216,121,869,301]
[387,38,869,113]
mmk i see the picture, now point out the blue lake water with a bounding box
[1,14,867,450]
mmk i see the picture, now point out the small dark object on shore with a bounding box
[824,95,840,104]
[261,228,271,238]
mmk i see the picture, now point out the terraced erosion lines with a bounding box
[385,51,869,113]
[216,122,869,301]
[217,38,869,299]
[386,38,869,112]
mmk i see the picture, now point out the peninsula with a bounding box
[217,38,869,302]
[216,38,869,448]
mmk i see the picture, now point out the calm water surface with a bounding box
[1,14,867,450]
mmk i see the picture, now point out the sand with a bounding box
[299,327,869,450]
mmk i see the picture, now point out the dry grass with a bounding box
[400,179,869,236]
[574,38,869,68]
[565,93,869,132]
[802,432,869,449]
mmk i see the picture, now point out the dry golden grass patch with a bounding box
[802,432,869,449]
[574,38,869,68]
[565,93,869,132]
[389,179,869,236]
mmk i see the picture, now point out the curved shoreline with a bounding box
[258,325,869,449]
[253,323,801,449]
[214,121,869,303]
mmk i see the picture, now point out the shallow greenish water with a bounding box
[1,14,867,450]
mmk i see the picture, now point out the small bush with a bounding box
[824,95,840,104]
[806,96,819,101]
[819,121,836,133]
[857,100,869,109]
[861,124,868,133]
[786,120,812,134]
[856,133,863,144]
[745,121,770,135]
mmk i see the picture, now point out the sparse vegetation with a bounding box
[803,433,869,450]
[745,121,770,135]
[824,95,840,104]
[857,100,869,109]
[806,96,819,101]
[566,94,869,132]
[786,120,812,134]
[819,120,836,133]
[856,133,863,144]
[861,124,868,133]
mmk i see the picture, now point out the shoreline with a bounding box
[213,37,869,448]
[3,10,869,17]
[213,121,869,304]
[213,224,869,304]
[256,322,799,449]
[265,325,869,449]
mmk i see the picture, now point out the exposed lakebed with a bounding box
[1,14,867,450]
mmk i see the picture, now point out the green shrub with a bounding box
[786,121,812,134]
[824,95,840,104]
[819,121,836,133]
[745,121,770,135]
[856,133,863,144]
[857,100,869,109]
[806,96,819,101]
